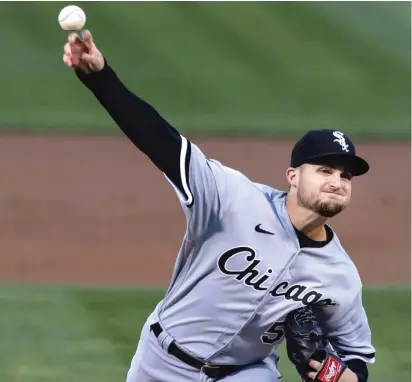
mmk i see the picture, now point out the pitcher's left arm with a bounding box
[316,290,375,381]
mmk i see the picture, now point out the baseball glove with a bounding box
[284,306,347,382]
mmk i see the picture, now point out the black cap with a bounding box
[290,129,369,176]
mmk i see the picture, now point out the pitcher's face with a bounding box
[294,164,353,217]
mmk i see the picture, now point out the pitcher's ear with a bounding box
[286,167,298,188]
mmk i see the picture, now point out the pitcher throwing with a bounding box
[62,30,375,382]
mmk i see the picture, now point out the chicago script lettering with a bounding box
[218,246,272,291]
[217,247,336,306]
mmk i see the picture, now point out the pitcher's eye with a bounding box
[341,172,353,181]
[318,167,332,175]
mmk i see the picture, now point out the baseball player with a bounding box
[62,30,375,382]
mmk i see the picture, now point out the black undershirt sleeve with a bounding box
[74,59,187,195]
[346,358,368,381]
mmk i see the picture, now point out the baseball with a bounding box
[58,5,86,31]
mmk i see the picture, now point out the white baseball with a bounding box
[58,5,86,31]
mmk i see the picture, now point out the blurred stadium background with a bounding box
[0,2,410,382]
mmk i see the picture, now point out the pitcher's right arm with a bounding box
[64,31,230,238]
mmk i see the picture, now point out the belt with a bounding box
[150,322,254,380]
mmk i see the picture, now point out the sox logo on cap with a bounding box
[332,131,349,153]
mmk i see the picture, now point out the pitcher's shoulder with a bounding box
[206,160,288,203]
[252,183,288,200]
[224,173,287,200]
[329,227,361,267]
[204,158,284,194]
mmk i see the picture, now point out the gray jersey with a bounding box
[154,136,375,366]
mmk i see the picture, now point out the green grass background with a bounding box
[0,2,409,381]
[0,1,410,139]
[0,285,409,382]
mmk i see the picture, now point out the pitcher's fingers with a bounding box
[68,32,81,44]
[64,43,72,56]
[309,360,322,370]
[81,30,93,49]
[307,371,317,380]
[70,43,83,56]
[63,54,72,67]
[81,52,94,62]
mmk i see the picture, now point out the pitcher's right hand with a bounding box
[63,30,104,73]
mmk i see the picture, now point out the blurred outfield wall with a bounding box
[0,1,410,139]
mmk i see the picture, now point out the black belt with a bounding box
[150,322,254,380]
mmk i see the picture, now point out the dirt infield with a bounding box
[0,135,409,286]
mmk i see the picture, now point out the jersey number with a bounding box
[261,321,287,345]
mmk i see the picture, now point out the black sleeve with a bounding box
[346,359,368,382]
[74,59,188,195]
